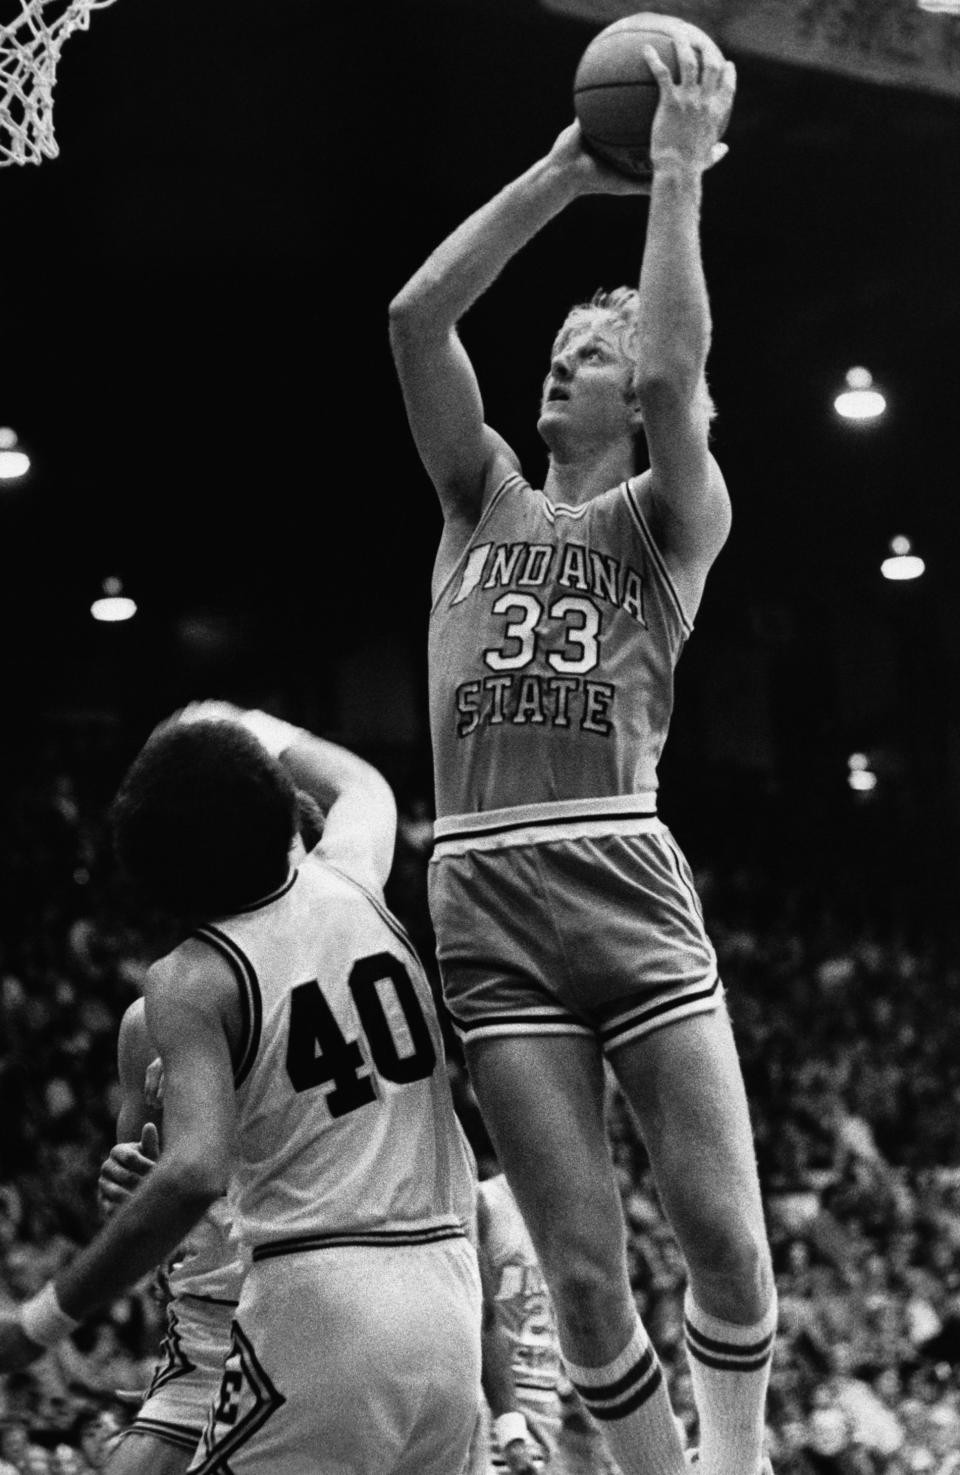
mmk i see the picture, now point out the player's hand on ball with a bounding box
[547,121,651,197]
[644,38,736,173]
[0,1313,44,1372]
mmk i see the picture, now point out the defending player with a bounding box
[96,1000,245,1475]
[390,32,775,1475]
[0,706,482,1475]
[473,1168,563,1475]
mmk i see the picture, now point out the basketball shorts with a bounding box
[429,815,722,1054]
[122,1293,236,1454]
[187,1236,482,1475]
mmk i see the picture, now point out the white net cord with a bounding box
[0,0,118,165]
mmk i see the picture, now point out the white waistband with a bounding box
[432,795,660,855]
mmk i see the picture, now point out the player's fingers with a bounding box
[642,44,673,93]
[100,1164,142,1194]
[140,1121,161,1161]
[698,45,723,94]
[720,58,737,102]
[696,33,727,78]
[105,1145,155,1180]
[674,38,700,90]
[708,142,730,167]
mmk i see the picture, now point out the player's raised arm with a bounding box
[632,36,736,572]
[281,729,397,895]
[388,124,646,528]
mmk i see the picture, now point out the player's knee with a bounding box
[548,1239,631,1334]
[687,1215,773,1316]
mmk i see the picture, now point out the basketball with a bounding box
[573,11,728,180]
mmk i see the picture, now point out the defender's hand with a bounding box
[97,1124,160,1218]
[644,38,736,173]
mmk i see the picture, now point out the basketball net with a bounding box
[0,0,118,165]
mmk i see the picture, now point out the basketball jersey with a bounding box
[193,854,475,1255]
[480,1173,563,1432]
[165,1190,246,1304]
[428,470,691,820]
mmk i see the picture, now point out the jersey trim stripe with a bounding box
[223,869,298,916]
[539,493,591,524]
[251,1223,467,1261]
[178,1292,241,1308]
[623,479,694,635]
[430,469,528,612]
[192,925,262,1089]
[433,794,658,847]
[126,1418,204,1451]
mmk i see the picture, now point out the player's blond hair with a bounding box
[554,287,717,422]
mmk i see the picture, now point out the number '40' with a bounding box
[285,951,436,1118]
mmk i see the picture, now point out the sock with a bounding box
[683,1289,777,1475]
[563,1316,687,1475]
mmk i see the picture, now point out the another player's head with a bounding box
[538,287,714,460]
[111,720,298,922]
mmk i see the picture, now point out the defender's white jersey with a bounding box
[194,853,474,1258]
[480,1173,563,1431]
[165,1190,246,1304]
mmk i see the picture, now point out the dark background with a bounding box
[1,0,958,913]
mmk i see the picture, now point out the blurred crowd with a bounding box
[2,741,960,1472]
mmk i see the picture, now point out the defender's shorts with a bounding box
[123,1293,236,1453]
[187,1236,482,1475]
[429,811,722,1054]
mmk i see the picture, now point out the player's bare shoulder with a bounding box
[145,937,241,1025]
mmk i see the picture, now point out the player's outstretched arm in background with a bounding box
[388,125,648,537]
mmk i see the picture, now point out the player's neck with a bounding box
[543,441,635,506]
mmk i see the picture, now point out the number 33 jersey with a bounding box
[193,855,476,1257]
[428,471,692,820]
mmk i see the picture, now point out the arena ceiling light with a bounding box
[91,576,137,623]
[834,367,887,422]
[0,426,30,480]
[880,536,925,582]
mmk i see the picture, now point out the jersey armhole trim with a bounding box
[192,926,262,1089]
[430,470,532,613]
[623,478,695,636]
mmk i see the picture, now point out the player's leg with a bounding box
[105,1431,195,1475]
[465,1031,686,1475]
[609,1004,776,1475]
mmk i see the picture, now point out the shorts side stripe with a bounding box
[660,829,708,924]
[600,975,722,1054]
[450,1007,593,1044]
